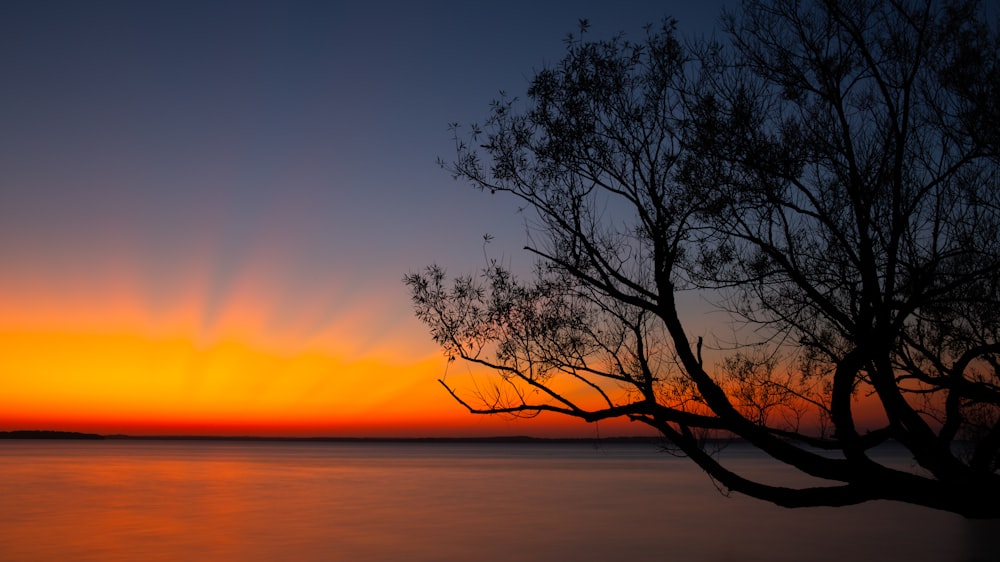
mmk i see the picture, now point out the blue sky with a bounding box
[0,0,729,435]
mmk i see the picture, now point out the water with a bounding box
[0,440,982,561]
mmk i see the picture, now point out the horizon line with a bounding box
[0,429,672,443]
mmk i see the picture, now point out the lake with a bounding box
[0,440,988,561]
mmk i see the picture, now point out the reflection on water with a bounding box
[0,440,973,561]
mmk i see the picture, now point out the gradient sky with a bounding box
[0,0,728,437]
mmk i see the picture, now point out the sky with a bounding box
[0,0,729,437]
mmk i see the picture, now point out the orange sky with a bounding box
[0,0,806,439]
[0,211,874,438]
[0,269,881,438]
[0,258,648,437]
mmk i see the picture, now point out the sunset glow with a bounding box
[0,256,623,437]
[0,0,724,438]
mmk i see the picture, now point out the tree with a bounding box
[405,0,1000,518]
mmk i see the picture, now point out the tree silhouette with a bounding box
[406,0,1000,518]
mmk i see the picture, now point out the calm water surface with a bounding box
[0,440,984,561]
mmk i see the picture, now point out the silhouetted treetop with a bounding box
[407,0,1000,518]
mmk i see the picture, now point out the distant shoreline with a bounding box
[0,430,665,445]
[0,430,106,440]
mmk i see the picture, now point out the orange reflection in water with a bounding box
[0,441,967,562]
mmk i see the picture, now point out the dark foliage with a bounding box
[406,1,1000,518]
